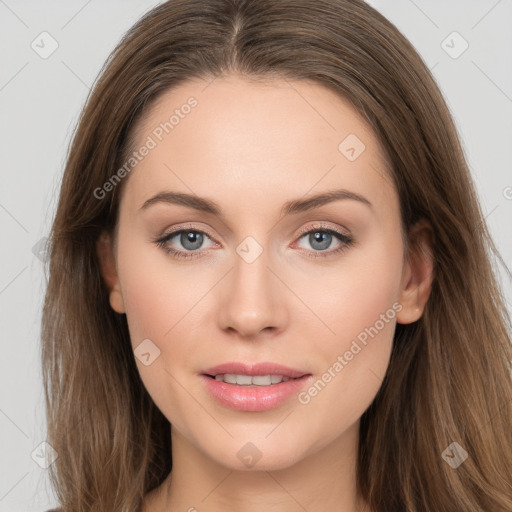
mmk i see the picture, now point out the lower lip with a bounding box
[199,374,313,412]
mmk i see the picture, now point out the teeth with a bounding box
[213,374,292,385]
[236,374,253,385]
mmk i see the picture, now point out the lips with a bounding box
[201,361,309,379]
[199,361,313,412]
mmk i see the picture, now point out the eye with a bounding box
[154,227,217,260]
[293,225,354,258]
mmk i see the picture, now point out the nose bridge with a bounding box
[218,234,287,337]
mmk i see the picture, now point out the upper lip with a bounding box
[202,362,310,379]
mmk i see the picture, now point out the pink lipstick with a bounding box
[200,362,313,412]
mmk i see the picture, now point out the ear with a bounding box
[96,231,126,314]
[396,219,434,324]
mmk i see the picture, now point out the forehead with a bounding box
[121,75,395,217]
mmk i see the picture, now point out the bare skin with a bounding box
[97,74,433,512]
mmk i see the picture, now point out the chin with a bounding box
[204,436,308,472]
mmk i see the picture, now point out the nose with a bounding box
[217,248,288,339]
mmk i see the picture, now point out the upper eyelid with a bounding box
[160,222,349,239]
[295,223,350,238]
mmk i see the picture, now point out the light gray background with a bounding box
[0,1,511,510]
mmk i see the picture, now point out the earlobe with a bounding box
[396,220,434,325]
[96,231,126,314]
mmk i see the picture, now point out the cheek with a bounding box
[115,234,211,428]
[292,223,404,352]
[291,229,403,432]
[116,226,206,344]
[115,226,219,413]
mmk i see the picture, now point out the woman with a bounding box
[41,0,512,510]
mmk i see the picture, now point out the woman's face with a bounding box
[101,75,425,472]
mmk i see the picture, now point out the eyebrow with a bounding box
[139,188,372,216]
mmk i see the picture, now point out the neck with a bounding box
[146,420,371,512]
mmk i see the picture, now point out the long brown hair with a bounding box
[41,0,512,510]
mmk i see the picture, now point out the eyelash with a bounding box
[154,224,354,261]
